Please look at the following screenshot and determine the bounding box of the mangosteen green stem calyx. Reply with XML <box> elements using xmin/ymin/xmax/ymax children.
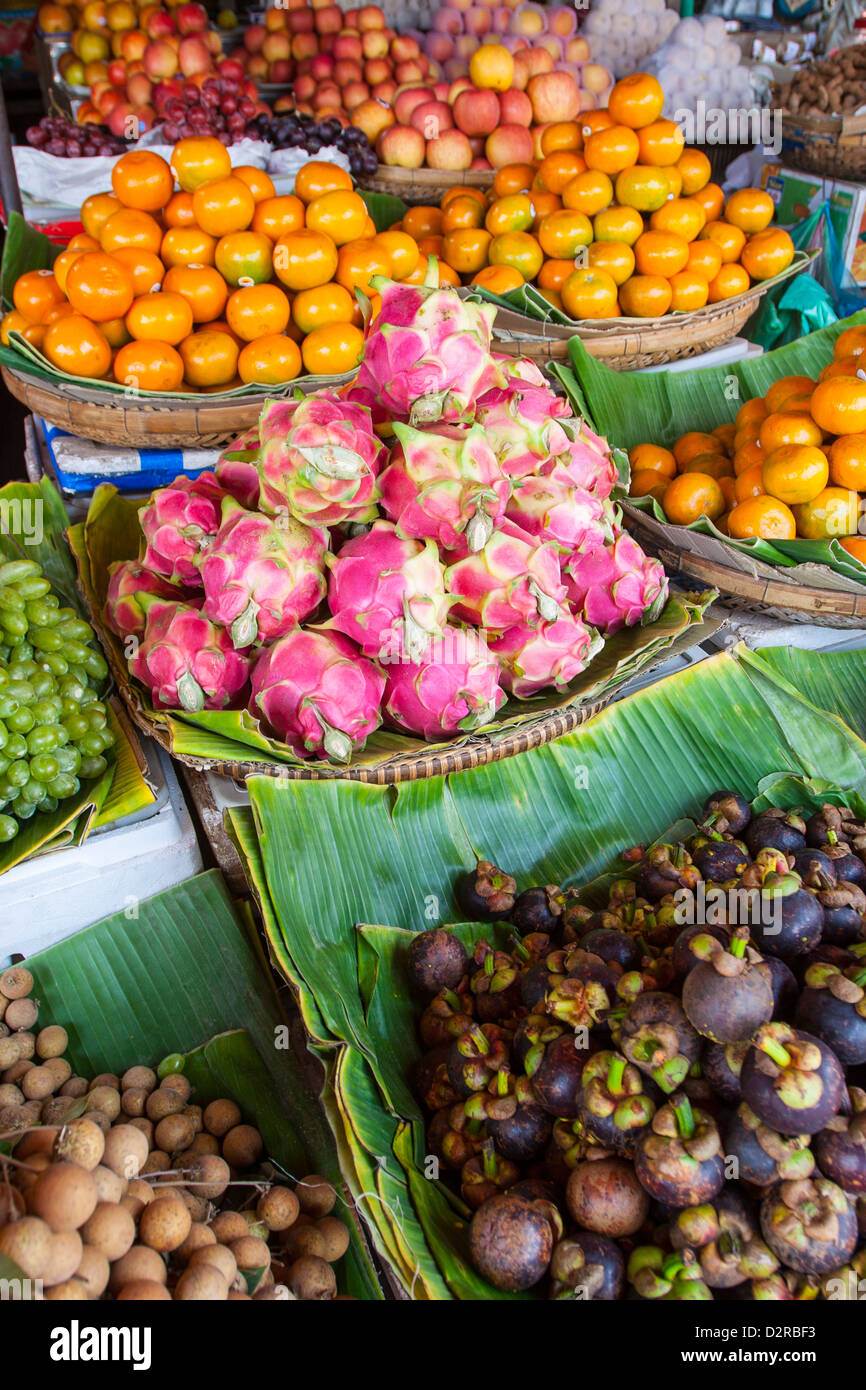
<box><xmin>725</xmin><ymin>1102</ymin><xmax>816</xmax><ymax>1185</ymax></box>
<box><xmin>814</xmin><ymin>1087</ymin><xmax>866</xmax><ymax>1193</ymax></box>
<box><xmin>634</xmin><ymin>1093</ymin><xmax>726</xmax><ymax>1207</ymax></box>
<box><xmin>627</xmin><ymin>1246</ymin><xmax>712</xmax><ymax>1301</ymax></box>
<box><xmin>456</xmin><ymin>860</ymin><xmax>516</xmax><ymax>921</ymax></box>
<box><xmin>619</xmin><ymin>991</ymin><xmax>701</xmax><ymax>1094</ymax></box>
<box><xmin>578</xmin><ymin>1050</ymin><xmax>656</xmax><ymax>1154</ymax></box>
<box><xmin>741</xmin><ymin>1023</ymin><xmax>845</xmax><ymax>1135</ymax></box>
<box><xmin>760</xmin><ymin>1176</ymin><xmax>858</xmax><ymax>1275</ymax></box>
<box><xmin>681</xmin><ymin>926</ymin><xmax>774</xmax><ymax>1043</ymax></box>
<box><xmin>794</xmin><ymin>963</ymin><xmax>866</xmax><ymax>1066</ymax></box>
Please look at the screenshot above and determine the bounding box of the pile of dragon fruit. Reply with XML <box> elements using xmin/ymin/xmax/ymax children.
<box><xmin>104</xmin><ymin>263</ymin><xmax>668</xmax><ymax>763</ymax></box>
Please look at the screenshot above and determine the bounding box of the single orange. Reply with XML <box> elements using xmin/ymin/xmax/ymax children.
<box><xmin>536</xmin><ymin>209</ymin><xmax>593</xmax><ymax>259</ymax></box>
<box><xmin>840</xmin><ymin>535</ymin><xmax>866</xmax><ymax>563</ymax></box>
<box><xmin>669</xmin><ymin>271</ymin><xmax>709</xmax><ymax>313</ymax></box>
<box><xmin>674</xmin><ymin>431</ymin><xmax>720</xmax><ymax>468</ymax></box>
<box><xmin>485</xmin><ymin>194</ymin><xmax>535</xmax><ymax>237</ymax></box>
<box><xmin>686</xmin><ymin>452</ymin><xmax>733</xmax><ymax>480</ymax></box>
<box><xmin>540</xmin><ymin>121</ymin><xmax>583</xmax><ymax>155</ymax></box>
<box><xmin>374</xmin><ymin>231</ymin><xmax>419</xmax><ymax>280</ymax></box>
<box><xmin>251</xmin><ymin>195</ymin><xmax>305</xmax><ymax>241</ymax></box>
<box><xmin>811</xmin><ymin>376</ymin><xmax>866</xmax><ymax>436</ymax></box>
<box><xmin>619</xmin><ymin>274</ymin><xmax>672</xmax><ymax>318</ymax></box>
<box><xmin>125</xmin><ymin>290</ymin><xmax>194</xmax><ymax>345</ymax></box>
<box><xmin>562</xmin><ymin>170</ymin><xmax>614</xmax><ymax>217</ymax></box>
<box><xmin>170</xmin><ymin>136</ymin><xmax>232</xmax><ymax>193</ymax></box>
<box><xmin>80</xmin><ymin>191</ymin><xmax>121</xmax><ymax>240</ymax></box>
<box><xmin>691</xmin><ymin>182</ymin><xmax>725</xmax><ymax>223</ymax></box>
<box><xmin>736</xmin><ymin>397</ymin><xmax>769</xmax><ymax>428</ymax></box>
<box><xmin>305</xmin><ymin>191</ymin><xmax>368</xmax><ymax>247</ymax></box>
<box><xmin>728</xmin><ymin>495</ymin><xmax>796</xmax><ymax>539</ymax></box>
<box><xmin>733</xmin><ymin>440</ymin><xmax>763</xmax><ymax>476</ymax></box>
<box><xmin>113</xmin><ymin>339</ymin><xmax>184</xmax><ymax>392</ymax></box>
<box><xmin>232</xmin><ymin>165</ymin><xmax>276</xmax><ymax>204</ymax></box>
<box><xmin>402</xmin><ymin>206</ymin><xmax>444</xmax><ymax>240</ymax></box>
<box><xmin>300</xmin><ymin>321</ymin><xmax>364</xmax><ymax>376</ymax></box>
<box><xmin>536</xmin><ymin>258</ymin><xmax>576</xmax><ymax>293</ymax></box>
<box><xmin>628</xmin><ymin>443</ymin><xmax>677</xmax><ymax>479</ymax></box>
<box><xmin>111</xmin><ymin>150</ymin><xmax>173</xmax><ymax>212</ymax></box>
<box><xmin>442</xmin><ymin>228</ymin><xmax>493</xmax><ymax>275</ymax></box>
<box><xmin>762</xmin><ymin>444</ymin><xmax>829</xmax><ymax>505</ymax></box>
<box><xmin>650</xmin><ymin>197</ymin><xmax>706</xmax><ymax>243</ymax></box>
<box><xmin>12</xmin><ymin>268</ymin><xmax>66</xmax><ymax>324</ymax></box>
<box><xmin>294</xmin><ymin>160</ymin><xmax>353</xmax><ymax>204</ymax></box>
<box><xmin>587</xmin><ymin>241</ymin><xmax>635</xmax><ymax>286</ymax></box>
<box><xmin>636</xmin><ymin>118</ymin><xmax>685</xmax><ymax>166</ymax></box>
<box><xmin>794</xmin><ymin>487</ymin><xmax>859</xmax><ymax>539</ymax></box>
<box><xmin>607</xmin><ymin>72</ymin><xmax>664</xmax><ymax>129</ymax></box>
<box><xmin>163</xmin><ymin>191</ymin><xmax>197</xmax><ymax>229</ymax></box>
<box><xmin>699</xmin><ymin>220</ymin><xmax>747</xmax><ymax>264</ymax></box>
<box><xmin>676</xmin><ymin>149</ymin><xmax>712</xmax><ymax>196</ymax></box>
<box><xmin>759</xmin><ymin>411</ymin><xmax>823</xmax><ymax>452</ymax></box>
<box><xmin>179</xmin><ymin>329</ymin><xmax>239</xmax><ymax>387</ymax></box>
<box><xmin>713</xmin><ymin>422</ymin><xmax>737</xmax><ymax>455</ymax></box>
<box><xmin>214</xmin><ymin>231</ymin><xmax>274</xmax><ymax>287</ymax></box>
<box><xmin>663</xmin><ymin>471</ymin><xmax>726</xmax><ymax>524</ymax></box>
<box><xmin>100</xmin><ymin>208</ymin><xmax>163</xmax><ymax>255</ymax></box>
<box><xmin>442</xmin><ymin>195</ymin><xmax>486</xmax><ymax>233</ymax></box>
<box><xmin>291</xmin><ymin>282</ymin><xmax>355</xmax><ymax>334</ymax></box>
<box><xmin>834</xmin><ymin>325</ymin><xmax>866</xmax><ymax>360</ymax></box>
<box><xmin>707</xmin><ymin>264</ymin><xmax>750</xmax><ymax>303</ymax></box>
<box><xmin>686</xmin><ymin>239</ymin><xmax>723</xmax><ymax>283</ymax></box>
<box><xmin>580</xmin><ymin>111</ymin><xmax>615</xmax><ymax>139</ymax></box>
<box><xmin>765</xmin><ymin>375</ymin><xmax>815</xmax><ymax>414</ymax></box>
<box><xmin>583</xmin><ymin>125</ymin><xmax>640</xmax><ymax>176</ymax></box>
<box><xmin>112</xmin><ymin>247</ymin><xmax>165</xmax><ymax>297</ymax></box>
<box><xmin>741</xmin><ymin>228</ymin><xmax>795</xmax><ymax>281</ymax></box>
<box><xmin>491</xmin><ymin>164</ymin><xmax>535</xmax><ymax>199</ymax></box>
<box><xmin>65</xmin><ymin>252</ymin><xmax>134</xmax><ymax>323</ymax></box>
<box><xmin>560</xmin><ymin>267</ymin><xmax>619</xmax><ymax>320</ymax></box>
<box><xmin>535</xmin><ymin>152</ymin><xmax>587</xmax><ymax>194</ymax></box>
<box><xmin>488</xmin><ymin>231</ymin><xmax>544</xmax><ymax>282</ymax></box>
<box><xmin>273</xmin><ymin>230</ymin><xmax>339</xmax><ymax>291</ymax></box>
<box><xmin>162</xmin><ymin>264</ymin><xmax>227</xmax><ymax>324</ymax></box>
<box><xmin>629</xmin><ymin>468</ymin><xmax>668</xmax><ymax>501</ymax></box>
<box><xmin>161</xmin><ymin>227</ymin><xmax>217</xmax><ymax>269</ymax></box>
<box><xmin>225</xmin><ymin>283</ymin><xmax>291</xmax><ymax>342</ymax></box>
<box><xmin>724</xmin><ymin>188</ymin><xmax>775</xmax><ymax>234</ymax></box>
<box><xmin>336</xmin><ymin>239</ymin><xmax>391</xmax><ymax>298</ymax></box>
<box><xmin>237</xmin><ymin>334</ymin><xmax>302</xmax><ymax>386</ymax></box>
<box><xmin>470</xmin><ymin>265</ymin><xmax>525</xmax><ymax>294</ymax></box>
<box><xmin>192</xmin><ymin>178</ymin><xmax>256</xmax><ymax>238</ymax></box>
<box><xmin>734</xmin><ymin>463</ymin><xmax>765</xmax><ymax>502</ymax></box>
<box><xmin>828</xmin><ymin>434</ymin><xmax>866</xmax><ymax>491</ymax></box>
<box><xmin>634</xmin><ymin>230</ymin><xmax>689</xmax><ymax>277</ymax></box>
<box><xmin>42</xmin><ymin>314</ymin><xmax>111</xmax><ymax>379</ymax></box>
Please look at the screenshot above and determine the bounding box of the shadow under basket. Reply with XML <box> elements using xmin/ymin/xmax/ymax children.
<box><xmin>624</xmin><ymin>506</ymin><xmax>866</xmax><ymax>629</ymax></box>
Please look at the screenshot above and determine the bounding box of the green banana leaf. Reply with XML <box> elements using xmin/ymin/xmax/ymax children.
<box><xmin>70</xmin><ymin>480</ymin><xmax>717</xmax><ymax>771</ymax></box>
<box><xmin>22</xmin><ymin>868</ymin><xmax>382</xmax><ymax>1300</ymax></box>
<box><xmin>359</xmin><ymin>190</ymin><xmax>407</xmax><ymax>235</ymax></box>
<box><xmin>0</xmin><ymin>211</ymin><xmax>60</xmax><ymax>306</ymax></box>
<box><xmin>551</xmin><ymin>310</ymin><xmax>866</xmax><ymax>587</ymax></box>
<box><xmin>226</xmin><ymin>643</ymin><xmax>866</xmax><ymax>1296</ymax></box>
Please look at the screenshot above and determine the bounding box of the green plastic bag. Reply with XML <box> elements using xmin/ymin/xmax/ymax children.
<box><xmin>747</xmin><ymin>199</ymin><xmax>865</xmax><ymax>349</ymax></box>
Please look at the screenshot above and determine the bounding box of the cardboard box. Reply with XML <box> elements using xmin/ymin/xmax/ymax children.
<box><xmin>760</xmin><ymin>162</ymin><xmax>866</xmax><ymax>285</ymax></box>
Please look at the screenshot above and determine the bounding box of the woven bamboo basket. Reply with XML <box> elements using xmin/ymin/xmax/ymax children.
<box><xmin>1</xmin><ymin>364</ymin><xmax>354</xmax><ymax>449</ymax></box>
<box><xmin>363</xmin><ymin>163</ymin><xmax>495</xmax><ymax>204</ymax></box>
<box><xmin>780</xmin><ymin>110</ymin><xmax>866</xmax><ymax>181</ymax></box>
<box><xmin>624</xmin><ymin>505</ymin><xmax>866</xmax><ymax>629</ymax></box>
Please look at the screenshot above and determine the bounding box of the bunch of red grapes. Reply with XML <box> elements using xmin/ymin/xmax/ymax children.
<box><xmin>160</xmin><ymin>74</ymin><xmax>261</xmax><ymax>146</ymax></box>
<box><xmin>25</xmin><ymin>116</ymin><xmax>127</xmax><ymax>158</ymax></box>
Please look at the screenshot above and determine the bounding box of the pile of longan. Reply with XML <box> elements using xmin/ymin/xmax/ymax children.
<box><xmin>0</xmin><ymin>964</ymin><xmax>350</xmax><ymax>1300</ymax></box>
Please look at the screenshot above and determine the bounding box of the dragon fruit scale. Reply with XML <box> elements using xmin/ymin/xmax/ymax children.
<box><xmin>476</xmin><ymin>381</ymin><xmax>573</xmax><ymax>480</ymax></box>
<box><xmin>380</xmin><ymin>422</ymin><xmax>510</xmax><ymax>553</ymax></box>
<box><xmin>546</xmin><ymin>423</ymin><xmax>620</xmax><ymax>501</ymax></box>
<box><xmin>131</xmin><ymin>596</ymin><xmax>250</xmax><ymax>712</ymax></box>
<box><xmin>490</xmin><ymin>615</ymin><xmax>601</xmax><ymax>699</ymax></box>
<box><xmin>105</xmin><ymin>561</ymin><xmax>184</xmax><ymax>639</ymax></box>
<box><xmin>257</xmin><ymin>392</ymin><xmax>384</xmax><ymax>528</ymax></box>
<box><xmin>326</xmin><ymin>520</ymin><xmax>450</xmax><ymax>665</ymax></box>
<box><xmin>382</xmin><ymin>626</ymin><xmax>506</xmax><ymax>740</ymax></box>
<box><xmin>215</xmin><ymin>428</ymin><xmax>261</xmax><ymax>510</ymax></box>
<box><xmin>444</xmin><ymin>520</ymin><xmax>567</xmax><ymax>632</ymax></box>
<box><xmin>138</xmin><ymin>473</ymin><xmax>225</xmax><ymax>586</ymax></box>
<box><xmin>200</xmin><ymin>496</ymin><xmax>327</xmax><ymax>649</ymax></box>
<box><xmin>506</xmin><ymin>472</ymin><xmax>614</xmax><ymax>555</ymax></box>
<box><xmin>564</xmin><ymin>530</ymin><xmax>669</xmax><ymax>635</ymax></box>
<box><xmin>354</xmin><ymin>257</ymin><xmax>505</xmax><ymax>426</ymax></box>
<box><xmin>249</xmin><ymin>628</ymin><xmax>385</xmax><ymax>763</ymax></box>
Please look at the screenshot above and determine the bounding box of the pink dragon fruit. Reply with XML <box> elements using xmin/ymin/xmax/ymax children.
<box><xmin>215</xmin><ymin>428</ymin><xmax>260</xmax><ymax>510</ymax></box>
<box><xmin>563</xmin><ymin>530</ymin><xmax>668</xmax><ymax>635</ymax></box>
<box><xmin>257</xmin><ymin>392</ymin><xmax>383</xmax><ymax>527</ymax></box>
<box><xmin>490</xmin><ymin>613</ymin><xmax>601</xmax><ymax>698</ymax></box>
<box><xmin>104</xmin><ymin>561</ymin><xmax>184</xmax><ymax>639</ymax></box>
<box><xmin>381</xmin><ymin>626</ymin><xmax>505</xmax><ymax>740</ymax></box>
<box><xmin>380</xmin><ymin>422</ymin><xmax>510</xmax><ymax>553</ymax></box>
<box><xmin>199</xmin><ymin>496</ymin><xmax>327</xmax><ymax>648</ymax></box>
<box><xmin>354</xmin><ymin>258</ymin><xmax>505</xmax><ymax>426</ymax></box>
<box><xmin>490</xmin><ymin>355</ymin><xmax>551</xmax><ymax>389</ymax></box>
<box><xmin>444</xmin><ymin>520</ymin><xmax>567</xmax><ymax>631</ymax></box>
<box><xmin>131</xmin><ymin>596</ymin><xmax>250</xmax><ymax>711</ymax></box>
<box><xmin>506</xmin><ymin>471</ymin><xmax>614</xmax><ymax>554</ymax></box>
<box><xmin>545</xmin><ymin>422</ymin><xmax>620</xmax><ymax>500</ymax></box>
<box><xmin>138</xmin><ymin>473</ymin><xmax>225</xmax><ymax>586</ymax></box>
<box><xmin>326</xmin><ymin>519</ymin><xmax>451</xmax><ymax>664</ymax></box>
<box><xmin>475</xmin><ymin>382</ymin><xmax>573</xmax><ymax>480</ymax></box>
<box><xmin>249</xmin><ymin>628</ymin><xmax>385</xmax><ymax>762</ymax></box>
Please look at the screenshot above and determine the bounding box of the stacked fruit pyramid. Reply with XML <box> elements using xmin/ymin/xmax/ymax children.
<box><xmin>104</xmin><ymin>260</ymin><xmax>668</xmax><ymax>762</ymax></box>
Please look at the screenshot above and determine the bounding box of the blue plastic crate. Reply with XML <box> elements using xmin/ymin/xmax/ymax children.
<box><xmin>38</xmin><ymin>417</ymin><xmax>220</xmax><ymax>495</ymax></box>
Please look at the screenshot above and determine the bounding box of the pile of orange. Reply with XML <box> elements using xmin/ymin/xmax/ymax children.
<box><xmin>383</xmin><ymin>73</ymin><xmax>794</xmax><ymax>320</ymax></box>
<box><xmin>627</xmin><ymin>324</ymin><xmax>866</xmax><ymax>560</ymax></box>
<box><xmin>2</xmin><ymin>142</ymin><xmax>426</xmax><ymax>392</ymax></box>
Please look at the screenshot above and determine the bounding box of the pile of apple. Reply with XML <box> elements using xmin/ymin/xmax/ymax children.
<box><xmin>419</xmin><ymin>0</ymin><xmax>611</xmax><ymax>101</ymax></box>
<box><xmin>367</xmin><ymin>45</ymin><xmax>604</xmax><ymax>172</ymax></box>
<box><xmin>237</xmin><ymin>1</ymin><xmax>434</xmax><ymax>108</ymax></box>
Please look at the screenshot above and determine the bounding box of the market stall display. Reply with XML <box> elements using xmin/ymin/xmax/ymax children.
<box><xmin>778</xmin><ymin>45</ymin><xmax>866</xmax><ymax>181</ymax></box>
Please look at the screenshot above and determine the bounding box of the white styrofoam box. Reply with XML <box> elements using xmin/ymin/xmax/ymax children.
<box><xmin>0</xmin><ymin>745</ymin><xmax>203</xmax><ymax>967</ymax></box>
<box><xmin>705</xmin><ymin>605</ymin><xmax>866</xmax><ymax>653</ymax></box>
<box><xmin>636</xmin><ymin>337</ymin><xmax>763</xmax><ymax>374</ymax></box>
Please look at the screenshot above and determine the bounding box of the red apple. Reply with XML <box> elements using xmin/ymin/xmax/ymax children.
<box><xmin>341</xmin><ymin>80</ymin><xmax>370</xmax><ymax>109</ymax></box>
<box><xmin>144</xmin><ymin>10</ymin><xmax>174</xmax><ymax>39</ymax></box>
<box><xmin>143</xmin><ymin>39</ymin><xmax>178</xmax><ymax>79</ymax></box>
<box><xmin>244</xmin><ymin>23</ymin><xmax>266</xmax><ymax>54</ymax></box>
<box><xmin>390</xmin><ymin>34</ymin><xmax>419</xmax><ymax>61</ymax></box>
<box><xmin>394</xmin><ymin>59</ymin><xmax>424</xmax><ymax>84</ymax></box>
<box><xmin>217</xmin><ymin>56</ymin><xmax>245</xmax><ymax>82</ymax></box>
<box><xmin>526</xmin><ymin>70</ymin><xmax>580</xmax><ymax>123</ymax></box>
<box><xmin>443</xmin><ymin>58</ymin><xmax>470</xmax><ymax>81</ymax></box>
<box><xmin>246</xmin><ymin>53</ymin><xmax>268</xmax><ymax>80</ymax></box>
<box><xmin>333</xmin><ymin>33</ymin><xmax>362</xmax><ymax>61</ymax></box>
<box><xmin>393</xmin><ymin>84</ymin><xmax>433</xmax><ymax>123</ymax></box>
<box><xmin>424</xmin><ymin>34</ymin><xmax>453</xmax><ymax>64</ymax></box>
<box><xmin>485</xmin><ymin>123</ymin><xmax>534</xmax><ymax>165</ymax></box>
<box><xmin>120</xmin><ymin>29</ymin><xmax>147</xmax><ymax>62</ymax></box>
<box><xmin>315</xmin><ymin>6</ymin><xmax>343</xmax><ymax>34</ymax></box>
<box><xmin>364</xmin><ymin>58</ymin><xmax>390</xmax><ymax>85</ymax></box>
<box><xmin>178</xmin><ymin>34</ymin><xmax>211</xmax><ymax>78</ymax></box>
<box><xmin>453</xmin><ymin>86</ymin><xmax>500</xmax><ymax>135</ymax></box>
<box><xmin>448</xmin><ymin>76</ymin><xmax>473</xmax><ymax>103</ymax></box>
<box><xmin>426</xmin><ymin>128</ymin><xmax>473</xmax><ymax>170</ymax></box>
<box><xmin>371</xmin><ymin>79</ymin><xmax>396</xmax><ymax>102</ymax></box>
<box><xmin>293</xmin><ymin>74</ymin><xmax>316</xmax><ymax>101</ymax></box>
<box><xmin>470</xmin><ymin>156</ymin><xmax>492</xmax><ymax>169</ymax></box>
<box><xmin>357</xmin><ymin>5</ymin><xmax>385</xmax><ymax>31</ymax></box>
<box><xmin>107</xmin><ymin>99</ymin><xmax>135</xmax><ymax>136</ymax></box>
<box><xmin>125</xmin><ymin>70</ymin><xmax>152</xmax><ymax>105</ymax></box>
<box><xmin>498</xmin><ymin>86</ymin><xmax>532</xmax><ymax>126</ymax></box>
<box><xmin>291</xmin><ymin>32</ymin><xmax>318</xmax><ymax>60</ymax></box>
<box><xmin>175</xmin><ymin>2</ymin><xmax>207</xmax><ymax>35</ymax></box>
<box><xmin>106</xmin><ymin>56</ymin><xmax>126</xmax><ymax>86</ymax></box>
<box><xmin>361</xmin><ymin>27</ymin><xmax>388</xmax><ymax>59</ymax></box>
<box><xmin>262</xmin><ymin>31</ymin><xmax>290</xmax><ymax>62</ymax></box>
<box><xmin>288</xmin><ymin>9</ymin><xmax>315</xmax><ymax>34</ymax></box>
<box><xmin>269</xmin><ymin>59</ymin><xmax>292</xmax><ymax>83</ymax></box>
<box><xmin>350</xmin><ymin>96</ymin><xmax>395</xmax><ymax>142</ymax></box>
<box><xmin>378</xmin><ymin>123</ymin><xmax>425</xmax><ymax>167</ymax></box>
<box><xmin>311</xmin><ymin>51</ymin><xmax>335</xmax><ymax>79</ymax></box>
<box><xmin>409</xmin><ymin>98</ymin><xmax>453</xmax><ymax>139</ymax></box>
<box><xmin>334</xmin><ymin>58</ymin><xmax>362</xmax><ymax>85</ymax></box>
<box><xmin>464</xmin><ymin>7</ymin><xmax>491</xmax><ymax>36</ymax></box>
<box><xmin>432</xmin><ymin>10</ymin><xmax>461</xmax><ymax>35</ymax></box>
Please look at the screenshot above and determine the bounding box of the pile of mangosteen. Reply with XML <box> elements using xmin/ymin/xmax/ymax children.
<box><xmin>407</xmin><ymin>791</ymin><xmax>866</xmax><ymax>1299</ymax></box>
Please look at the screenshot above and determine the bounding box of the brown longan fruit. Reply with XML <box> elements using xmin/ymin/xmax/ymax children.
<box><xmin>102</xmin><ymin>1124</ymin><xmax>149</xmax><ymax>1181</ymax></box>
<box><xmin>0</xmin><ymin>1104</ymin><xmax>30</xmax><ymax>1133</ymax></box>
<box><xmin>14</xmin><ymin>1127</ymin><xmax>57</xmax><ymax>1159</ymax></box>
<box><xmin>288</xmin><ymin>1255</ymin><xmax>337</xmax><ymax>1301</ymax></box>
<box><xmin>0</xmin><ymin>1036</ymin><xmax>20</xmax><ymax>1068</ymax></box>
<box><xmin>141</xmin><ymin>1150</ymin><xmax>170</xmax><ymax>1176</ymax></box>
<box><xmin>190</xmin><ymin>1132</ymin><xmax>220</xmax><ymax>1157</ymax></box>
<box><xmin>30</xmin><ymin>1162</ymin><xmax>98</xmax><ymax>1233</ymax></box>
<box><xmin>76</xmin><ymin>1243</ymin><xmax>110</xmax><ymax>1299</ymax></box>
<box><xmin>0</xmin><ymin>1181</ymin><xmax>24</xmax><ymax>1224</ymax></box>
<box><xmin>154</xmin><ymin>1113</ymin><xmax>195</xmax><ymax>1155</ymax></box>
<box><xmin>185</xmin><ymin>1154</ymin><xmax>229</xmax><ymax>1200</ymax></box>
<box><xmin>109</xmin><ymin>1244</ymin><xmax>167</xmax><ymax>1293</ymax></box>
<box><xmin>20</xmin><ymin>1066</ymin><xmax>56</xmax><ymax>1102</ymax></box>
<box><xmin>21</xmin><ymin>1101</ymin><xmax>41</xmax><ymax>1123</ymax></box>
<box><xmin>175</xmin><ymin>1265</ymin><xmax>228</xmax><ymax>1301</ymax></box>
<box><xmin>160</xmin><ymin>1074</ymin><xmax>192</xmax><ymax>1103</ymax></box>
<box><xmin>41</xmin><ymin>1230</ymin><xmax>83</xmax><ymax>1288</ymax></box>
<box><xmin>203</xmin><ymin>1099</ymin><xmax>241</xmax><ymax>1137</ymax></box>
<box><xmin>5</xmin><ymin>999</ymin><xmax>38</xmax><ymax>1032</ymax></box>
<box><xmin>36</xmin><ymin>1026</ymin><xmax>67</xmax><ymax>1059</ymax></box>
<box><xmin>0</xmin><ymin>1082</ymin><xmax>22</xmax><ymax>1107</ymax></box>
<box><xmin>189</xmin><ymin>1242</ymin><xmax>237</xmax><ymax>1285</ymax></box>
<box><xmin>85</xmin><ymin>1086</ymin><xmax>121</xmax><ymax>1122</ymax></box>
<box><xmin>120</xmin><ymin>1178</ymin><xmax>153</xmax><ymax>1222</ymax></box>
<box><xmin>54</xmin><ymin>1118</ymin><xmax>105</xmax><ymax>1172</ymax></box>
<box><xmin>89</xmin><ymin>1074</ymin><xmax>120</xmax><ymax>1091</ymax></box>
<box><xmin>3</xmin><ymin>1061</ymin><xmax>32</xmax><ymax>1085</ymax></box>
<box><xmin>42</xmin><ymin>1058</ymin><xmax>71</xmax><ymax>1088</ymax></box>
<box><xmin>17</xmin><ymin>1152</ymin><xmax>51</xmax><ymax>1195</ymax></box>
<box><xmin>81</xmin><ymin>1202</ymin><xmax>136</xmax><ymax>1262</ymax></box>
<box><xmin>121</xmin><ymin>1065</ymin><xmax>156</xmax><ymax>1093</ymax></box>
<box><xmin>128</xmin><ymin>1117</ymin><xmax>154</xmax><ymax>1147</ymax></box>
<box><xmin>44</xmin><ymin>1278</ymin><xmax>88</xmax><ymax>1301</ymax></box>
<box><xmin>13</xmin><ymin>1033</ymin><xmax>35</xmax><ymax>1060</ymax></box>
<box><xmin>0</xmin><ymin>1214</ymin><xmax>51</xmax><ymax>1277</ymax></box>
<box><xmin>177</xmin><ymin>1190</ymin><xmax>208</xmax><ymax>1223</ymax></box>
<box><xmin>316</xmin><ymin>1217</ymin><xmax>350</xmax><ymax>1262</ymax></box>
<box><xmin>221</xmin><ymin>1124</ymin><xmax>262</xmax><ymax>1170</ymax></box>
<box><xmin>140</xmin><ymin>1195</ymin><xmax>191</xmax><ymax>1253</ymax></box>
<box><xmin>175</xmin><ymin>1221</ymin><xmax>216</xmax><ymax>1263</ymax></box>
<box><xmin>295</xmin><ymin>1174</ymin><xmax>336</xmax><ymax>1217</ymax></box>
<box><xmin>184</xmin><ymin>1105</ymin><xmax>203</xmax><ymax>1135</ymax></box>
<box><xmin>85</xmin><ymin>1110</ymin><xmax>111</xmax><ymax>1135</ymax></box>
<box><xmin>0</xmin><ymin>966</ymin><xmax>33</xmax><ymax>999</ymax></box>
<box><xmin>146</xmin><ymin>1087</ymin><xmax>184</xmax><ymax>1122</ymax></box>
<box><xmin>209</xmin><ymin>1210</ymin><xmax>248</xmax><ymax>1245</ymax></box>
<box><xmin>229</xmin><ymin>1235</ymin><xmax>271</xmax><ymax>1275</ymax></box>
<box><xmin>257</xmin><ymin>1186</ymin><xmax>299</xmax><ymax>1233</ymax></box>
<box><xmin>121</xmin><ymin>1088</ymin><xmax>148</xmax><ymax>1118</ymax></box>
<box><xmin>40</xmin><ymin>1096</ymin><xmax>78</xmax><ymax>1126</ymax></box>
<box><xmin>281</xmin><ymin>1225</ymin><xmax>326</xmax><ymax>1261</ymax></box>
<box><xmin>117</xmin><ymin>1280</ymin><xmax>171</xmax><ymax>1301</ymax></box>
<box><xmin>59</xmin><ymin>1077</ymin><xmax>88</xmax><ymax>1099</ymax></box>
<box><xmin>91</xmin><ymin>1165</ymin><xmax>127</xmax><ymax>1205</ymax></box>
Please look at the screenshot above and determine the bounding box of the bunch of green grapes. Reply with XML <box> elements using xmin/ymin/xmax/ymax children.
<box><xmin>0</xmin><ymin>558</ymin><xmax>112</xmax><ymax>842</ymax></box>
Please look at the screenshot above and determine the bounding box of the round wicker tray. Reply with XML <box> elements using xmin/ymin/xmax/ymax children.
<box><xmin>1</xmin><ymin>364</ymin><xmax>353</xmax><ymax>449</ymax></box>
<box><xmin>624</xmin><ymin>506</ymin><xmax>866</xmax><ymax>629</ymax></box>
<box><xmin>363</xmin><ymin>163</ymin><xmax>495</xmax><ymax>204</ymax></box>
<box><xmin>780</xmin><ymin>110</ymin><xmax>866</xmax><ymax>181</ymax></box>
